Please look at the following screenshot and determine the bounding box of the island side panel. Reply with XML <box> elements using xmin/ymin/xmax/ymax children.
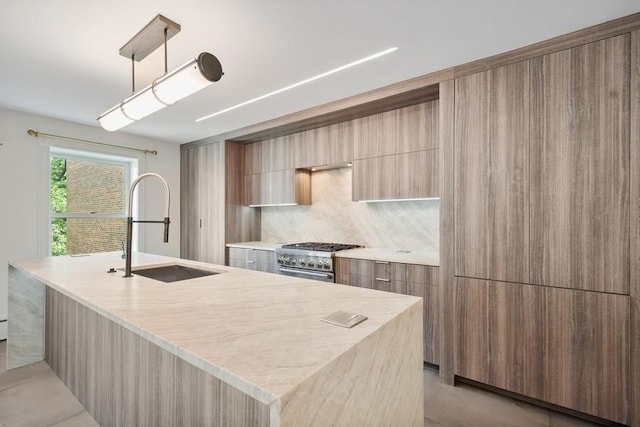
<box><xmin>45</xmin><ymin>286</ymin><xmax>271</xmax><ymax>427</ymax></box>
<box><xmin>7</xmin><ymin>265</ymin><xmax>45</xmax><ymax>370</ymax></box>
<box><xmin>278</xmin><ymin>300</ymin><xmax>424</xmax><ymax>427</ymax></box>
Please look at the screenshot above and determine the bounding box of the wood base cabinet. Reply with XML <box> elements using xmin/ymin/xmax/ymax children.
<box><xmin>228</xmin><ymin>247</ymin><xmax>277</xmax><ymax>274</ymax></box>
<box><xmin>455</xmin><ymin>277</ymin><xmax>630</xmax><ymax>424</ymax></box>
<box><xmin>335</xmin><ymin>258</ymin><xmax>439</xmax><ymax>365</ymax></box>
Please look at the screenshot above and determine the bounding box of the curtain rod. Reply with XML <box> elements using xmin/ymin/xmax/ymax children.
<box><xmin>26</xmin><ymin>129</ymin><xmax>158</xmax><ymax>156</ymax></box>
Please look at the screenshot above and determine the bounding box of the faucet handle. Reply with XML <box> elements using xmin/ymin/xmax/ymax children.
<box><xmin>121</xmin><ymin>240</ymin><xmax>126</xmax><ymax>259</ymax></box>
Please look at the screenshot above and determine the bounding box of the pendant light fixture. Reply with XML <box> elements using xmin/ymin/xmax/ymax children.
<box><xmin>98</xmin><ymin>15</ymin><xmax>223</xmax><ymax>132</ymax></box>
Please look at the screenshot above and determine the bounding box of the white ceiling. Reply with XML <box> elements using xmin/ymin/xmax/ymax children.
<box><xmin>2</xmin><ymin>1</ymin><xmax>640</xmax><ymax>144</ymax></box>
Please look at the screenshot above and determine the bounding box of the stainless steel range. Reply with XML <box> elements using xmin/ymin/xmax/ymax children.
<box><xmin>276</xmin><ymin>242</ymin><xmax>362</xmax><ymax>282</ymax></box>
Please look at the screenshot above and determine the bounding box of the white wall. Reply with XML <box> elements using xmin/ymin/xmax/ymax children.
<box><xmin>0</xmin><ymin>107</ymin><xmax>181</xmax><ymax>339</ymax></box>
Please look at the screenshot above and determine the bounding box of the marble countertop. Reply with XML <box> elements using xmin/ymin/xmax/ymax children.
<box><xmin>335</xmin><ymin>248</ymin><xmax>439</xmax><ymax>266</ymax></box>
<box><xmin>227</xmin><ymin>241</ymin><xmax>439</xmax><ymax>266</ymax></box>
<box><xmin>10</xmin><ymin>252</ymin><xmax>420</xmax><ymax>405</ymax></box>
<box><xmin>226</xmin><ymin>241</ymin><xmax>282</xmax><ymax>251</ymax></box>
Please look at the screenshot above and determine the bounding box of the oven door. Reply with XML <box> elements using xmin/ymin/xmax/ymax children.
<box><xmin>278</xmin><ymin>267</ymin><xmax>335</xmax><ymax>283</ymax></box>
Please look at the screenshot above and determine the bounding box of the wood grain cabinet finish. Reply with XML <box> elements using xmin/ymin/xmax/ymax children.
<box><xmin>228</xmin><ymin>248</ymin><xmax>277</xmax><ymax>273</ymax></box>
<box><xmin>244</xmin><ymin>136</ymin><xmax>295</xmax><ymax>174</ymax></box>
<box><xmin>455</xmin><ymin>277</ymin><xmax>630</xmax><ymax>424</ymax></box>
<box><xmin>353</xmin><ymin>101</ymin><xmax>439</xmax><ymax>159</ymax></box>
<box><xmin>353</xmin><ymin>150</ymin><xmax>439</xmax><ymax>201</ymax></box>
<box><xmin>373</xmin><ymin>261</ymin><xmax>406</xmax><ymax>294</ymax></box>
<box><xmin>454</xmin><ymin>61</ymin><xmax>530</xmax><ymax>283</ymax></box>
<box><xmin>293</xmin><ymin>121</ymin><xmax>354</xmax><ymax>168</ymax></box>
<box><xmin>244</xmin><ymin>169</ymin><xmax>311</xmax><ymax>206</ymax></box>
<box><xmin>335</xmin><ymin>258</ymin><xmax>440</xmax><ymax>365</ymax></box>
<box><xmin>352</xmin><ymin>155</ymin><xmax>397</xmax><ymax>201</ymax></box>
<box><xmin>352</xmin><ymin>100</ymin><xmax>440</xmax><ymax>202</ymax></box>
<box><xmin>180</xmin><ymin>142</ymin><xmax>225</xmax><ymax>264</ymax></box>
<box><xmin>529</xmin><ymin>35</ymin><xmax>630</xmax><ymax>294</ymax></box>
<box><xmin>406</xmin><ymin>264</ymin><xmax>440</xmax><ymax>365</ymax></box>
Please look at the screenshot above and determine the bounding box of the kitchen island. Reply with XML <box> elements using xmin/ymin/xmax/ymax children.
<box><xmin>7</xmin><ymin>252</ymin><xmax>423</xmax><ymax>427</ymax></box>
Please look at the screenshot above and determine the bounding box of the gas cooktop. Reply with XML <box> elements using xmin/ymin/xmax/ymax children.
<box><xmin>280</xmin><ymin>242</ymin><xmax>362</xmax><ymax>252</ymax></box>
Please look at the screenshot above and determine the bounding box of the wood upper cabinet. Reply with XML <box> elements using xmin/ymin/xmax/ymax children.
<box><xmin>353</xmin><ymin>150</ymin><xmax>439</xmax><ymax>201</ymax></box>
<box><xmin>454</xmin><ymin>61</ymin><xmax>530</xmax><ymax>283</ymax></box>
<box><xmin>352</xmin><ymin>155</ymin><xmax>397</xmax><ymax>201</ymax></box>
<box><xmin>244</xmin><ymin>136</ymin><xmax>295</xmax><ymax>174</ymax></box>
<box><xmin>293</xmin><ymin>121</ymin><xmax>354</xmax><ymax>168</ymax></box>
<box><xmin>455</xmin><ymin>277</ymin><xmax>630</xmax><ymax>424</ymax></box>
<box><xmin>352</xmin><ymin>101</ymin><xmax>439</xmax><ymax>202</ymax></box>
<box><xmin>353</xmin><ymin>101</ymin><xmax>439</xmax><ymax>159</ymax></box>
<box><xmin>244</xmin><ymin>169</ymin><xmax>311</xmax><ymax>206</ymax></box>
<box><xmin>180</xmin><ymin>142</ymin><xmax>225</xmax><ymax>264</ymax></box>
<box><xmin>529</xmin><ymin>35</ymin><xmax>630</xmax><ymax>293</ymax></box>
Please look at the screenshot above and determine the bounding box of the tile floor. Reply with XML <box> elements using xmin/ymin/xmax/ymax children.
<box><xmin>0</xmin><ymin>340</ymin><xmax>603</xmax><ymax>427</ymax></box>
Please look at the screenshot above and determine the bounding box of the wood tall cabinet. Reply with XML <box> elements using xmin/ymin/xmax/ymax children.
<box><xmin>180</xmin><ymin>142</ymin><xmax>225</xmax><ymax>264</ymax></box>
<box><xmin>529</xmin><ymin>35</ymin><xmax>630</xmax><ymax>293</ymax></box>
<box><xmin>454</xmin><ymin>61</ymin><xmax>530</xmax><ymax>283</ymax></box>
<box><xmin>352</xmin><ymin>101</ymin><xmax>440</xmax><ymax>201</ymax></box>
<box><xmin>452</xmin><ymin>34</ymin><xmax>632</xmax><ymax>424</ymax></box>
<box><xmin>181</xmin><ymin>141</ymin><xmax>260</xmax><ymax>265</ymax></box>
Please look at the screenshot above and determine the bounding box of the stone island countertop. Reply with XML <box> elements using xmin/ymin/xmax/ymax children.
<box><xmin>8</xmin><ymin>252</ymin><xmax>424</xmax><ymax>426</ymax></box>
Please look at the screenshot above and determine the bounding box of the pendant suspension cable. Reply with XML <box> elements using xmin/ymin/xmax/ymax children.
<box><xmin>27</xmin><ymin>129</ymin><xmax>158</xmax><ymax>155</ymax></box>
<box><xmin>163</xmin><ymin>27</ymin><xmax>168</xmax><ymax>75</ymax></box>
<box><xmin>131</xmin><ymin>54</ymin><xmax>135</xmax><ymax>94</ymax></box>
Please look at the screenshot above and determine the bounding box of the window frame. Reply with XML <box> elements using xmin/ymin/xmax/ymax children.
<box><xmin>48</xmin><ymin>146</ymin><xmax>139</xmax><ymax>256</ymax></box>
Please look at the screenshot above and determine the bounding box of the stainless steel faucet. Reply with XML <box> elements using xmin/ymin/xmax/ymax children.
<box><xmin>124</xmin><ymin>173</ymin><xmax>170</xmax><ymax>278</ymax></box>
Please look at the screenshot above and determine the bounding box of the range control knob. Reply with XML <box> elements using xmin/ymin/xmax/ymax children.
<box><xmin>308</xmin><ymin>260</ymin><xmax>316</xmax><ymax>267</ymax></box>
<box><xmin>299</xmin><ymin>259</ymin><xmax>307</xmax><ymax>266</ymax></box>
<box><xmin>323</xmin><ymin>261</ymin><xmax>331</xmax><ymax>269</ymax></box>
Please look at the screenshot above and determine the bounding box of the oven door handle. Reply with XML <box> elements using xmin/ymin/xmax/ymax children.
<box><xmin>278</xmin><ymin>267</ymin><xmax>333</xmax><ymax>279</ymax></box>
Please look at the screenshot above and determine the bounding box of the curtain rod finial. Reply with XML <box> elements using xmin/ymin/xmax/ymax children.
<box><xmin>27</xmin><ymin>129</ymin><xmax>38</xmax><ymax>137</ymax></box>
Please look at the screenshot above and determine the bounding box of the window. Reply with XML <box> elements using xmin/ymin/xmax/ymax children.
<box><xmin>50</xmin><ymin>148</ymin><xmax>137</xmax><ymax>256</ymax></box>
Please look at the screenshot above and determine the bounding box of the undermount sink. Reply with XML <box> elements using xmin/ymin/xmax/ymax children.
<box><xmin>132</xmin><ymin>264</ymin><xmax>221</xmax><ymax>283</ymax></box>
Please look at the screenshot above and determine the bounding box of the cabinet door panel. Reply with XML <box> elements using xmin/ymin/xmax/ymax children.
<box><xmin>406</xmin><ymin>264</ymin><xmax>438</xmax><ymax>287</ymax></box>
<box><xmin>180</xmin><ymin>147</ymin><xmax>200</xmax><ymax>261</ymax></box>
<box><xmin>244</xmin><ymin>174</ymin><xmax>261</xmax><ymax>206</ymax></box>
<box><xmin>397</xmin><ymin>101</ymin><xmax>439</xmax><ymax>153</ymax></box>
<box><xmin>455</xmin><ymin>277</ymin><xmax>630</xmax><ymax>424</ymax></box>
<box><xmin>530</xmin><ymin>35</ymin><xmax>630</xmax><ymax>293</ymax></box>
<box><xmin>397</xmin><ymin>149</ymin><xmax>439</xmax><ymax>199</ymax></box>
<box><xmin>352</xmin><ymin>156</ymin><xmax>398</xmax><ymax>201</ymax></box>
<box><xmin>353</xmin><ymin>111</ymin><xmax>397</xmax><ymax>159</ymax></box>
<box><xmin>454</xmin><ymin>61</ymin><xmax>530</xmax><ymax>283</ymax></box>
<box><xmin>328</xmin><ymin>121</ymin><xmax>354</xmax><ymax>164</ymax></box>
<box><xmin>244</xmin><ymin>143</ymin><xmax>261</xmax><ymax>175</ymax></box>
<box><xmin>406</xmin><ymin>282</ymin><xmax>439</xmax><ymax>365</ymax></box>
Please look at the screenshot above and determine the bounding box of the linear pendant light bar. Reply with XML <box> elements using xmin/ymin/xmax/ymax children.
<box><xmin>98</xmin><ymin>14</ymin><xmax>223</xmax><ymax>132</ymax></box>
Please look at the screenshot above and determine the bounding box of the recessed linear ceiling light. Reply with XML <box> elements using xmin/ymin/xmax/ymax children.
<box><xmin>98</xmin><ymin>15</ymin><xmax>223</xmax><ymax>132</ymax></box>
<box><xmin>195</xmin><ymin>47</ymin><xmax>398</xmax><ymax>123</ymax></box>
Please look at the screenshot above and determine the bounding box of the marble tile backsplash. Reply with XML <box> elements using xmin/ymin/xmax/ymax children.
<box><xmin>260</xmin><ymin>168</ymin><xmax>439</xmax><ymax>251</ymax></box>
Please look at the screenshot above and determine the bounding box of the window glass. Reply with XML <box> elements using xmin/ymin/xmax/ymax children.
<box><xmin>50</xmin><ymin>153</ymin><xmax>132</xmax><ymax>256</ymax></box>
